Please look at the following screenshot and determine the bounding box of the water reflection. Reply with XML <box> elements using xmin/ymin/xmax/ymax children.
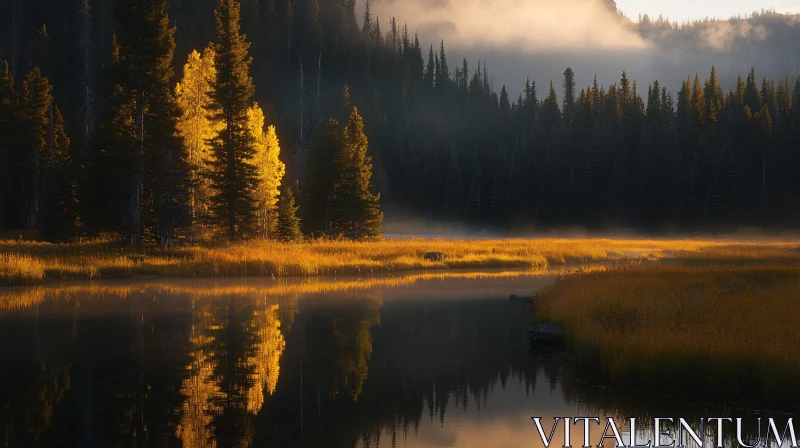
<box><xmin>0</xmin><ymin>269</ymin><xmax>783</xmax><ymax>447</ymax></box>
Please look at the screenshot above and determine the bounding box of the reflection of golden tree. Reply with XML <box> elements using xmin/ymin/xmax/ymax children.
<box><xmin>176</xmin><ymin>296</ymin><xmax>287</xmax><ymax>448</ymax></box>
<box><xmin>342</xmin><ymin>303</ymin><xmax>380</xmax><ymax>401</ymax></box>
<box><xmin>246</xmin><ymin>303</ymin><xmax>286</xmax><ymax>413</ymax></box>
<box><xmin>317</xmin><ymin>295</ymin><xmax>381</xmax><ymax>402</ymax></box>
<box><xmin>177</xmin><ymin>301</ymin><xmax>222</xmax><ymax>448</ymax></box>
<box><xmin>23</xmin><ymin>361</ymin><xmax>71</xmax><ymax>441</ymax></box>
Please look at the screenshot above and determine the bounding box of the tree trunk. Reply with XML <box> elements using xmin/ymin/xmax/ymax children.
<box><xmin>130</xmin><ymin>92</ymin><xmax>144</xmax><ymax>246</ymax></box>
<box><xmin>28</xmin><ymin>121</ymin><xmax>39</xmax><ymax>230</ymax></box>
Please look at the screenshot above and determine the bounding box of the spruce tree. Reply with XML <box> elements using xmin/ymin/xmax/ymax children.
<box><xmin>87</xmin><ymin>34</ymin><xmax>135</xmax><ymax>236</ymax></box>
<box><xmin>0</xmin><ymin>61</ymin><xmax>19</xmax><ymax>231</ymax></box>
<box><xmin>329</xmin><ymin>107</ymin><xmax>382</xmax><ymax>239</ymax></box>
<box><xmin>20</xmin><ymin>68</ymin><xmax>53</xmax><ymax>230</ymax></box>
<box><xmin>443</xmin><ymin>148</ymin><xmax>463</xmax><ymax>219</ymax></box>
<box><xmin>706</xmin><ymin>130</ymin><xmax>739</xmax><ymax>229</ymax></box>
<box><xmin>300</xmin><ymin>119</ymin><xmax>340</xmax><ymax>237</ymax></box>
<box><xmin>499</xmin><ymin>86</ymin><xmax>510</xmax><ymax>120</ymax></box>
<box><xmin>465</xmin><ymin>166</ymin><xmax>482</xmax><ymax>222</ymax></box>
<box><xmin>207</xmin><ymin>0</ymin><xmax>259</xmax><ymax>241</ymax></box>
<box><xmin>682</xmin><ymin>136</ymin><xmax>712</xmax><ymax>230</ymax></box>
<box><xmin>743</xmin><ymin>69</ymin><xmax>762</xmax><ymax>113</ymax></box>
<box><xmin>562</xmin><ymin>67</ymin><xmax>576</xmax><ymax>129</ymax></box>
<box><xmin>275</xmin><ymin>185</ymin><xmax>302</xmax><ymax>242</ymax></box>
<box><xmin>147</xmin><ymin>86</ymin><xmax>192</xmax><ymax>247</ymax></box>
<box><xmin>40</xmin><ymin>107</ymin><xmax>78</xmax><ymax>242</ymax></box>
<box><xmin>116</xmin><ymin>0</ymin><xmax>189</xmax><ymax>246</ymax></box>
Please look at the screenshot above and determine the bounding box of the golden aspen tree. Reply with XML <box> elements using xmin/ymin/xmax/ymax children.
<box><xmin>247</xmin><ymin>104</ymin><xmax>286</xmax><ymax>238</ymax></box>
<box><xmin>175</xmin><ymin>47</ymin><xmax>223</xmax><ymax>237</ymax></box>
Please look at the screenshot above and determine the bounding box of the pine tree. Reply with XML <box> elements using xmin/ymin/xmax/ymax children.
<box><xmin>31</xmin><ymin>26</ymin><xmax>52</xmax><ymax>80</ymax></box>
<box><xmin>116</xmin><ymin>0</ymin><xmax>189</xmax><ymax>246</ymax></box>
<box><xmin>300</xmin><ymin>119</ymin><xmax>340</xmax><ymax>237</ymax></box>
<box><xmin>562</xmin><ymin>67</ymin><xmax>576</xmax><ymax>129</ymax></box>
<box><xmin>207</xmin><ymin>0</ymin><xmax>260</xmax><ymax>240</ymax></box>
<box><xmin>499</xmin><ymin>86</ymin><xmax>510</xmax><ymax>120</ymax></box>
<box><xmin>704</xmin><ymin>66</ymin><xmax>723</xmax><ymax>132</ymax></box>
<box><xmin>39</xmin><ymin>107</ymin><xmax>78</xmax><ymax>242</ymax></box>
<box><xmin>20</xmin><ymin>68</ymin><xmax>53</xmax><ymax>230</ymax></box>
<box><xmin>706</xmin><ymin>130</ymin><xmax>739</xmax><ymax>229</ymax></box>
<box><xmin>560</xmin><ymin>165</ymin><xmax>583</xmax><ymax>225</ymax></box>
<box><xmin>443</xmin><ymin>148</ymin><xmax>463</xmax><ymax>219</ymax></box>
<box><xmin>0</xmin><ymin>61</ymin><xmax>20</xmax><ymax>231</ymax></box>
<box><xmin>465</xmin><ymin>166</ymin><xmax>482</xmax><ymax>222</ymax></box>
<box><xmin>329</xmin><ymin>107</ymin><xmax>382</xmax><ymax>239</ymax></box>
<box><xmin>147</xmin><ymin>82</ymin><xmax>192</xmax><ymax>247</ymax></box>
<box><xmin>682</xmin><ymin>136</ymin><xmax>712</xmax><ymax>230</ymax></box>
<box><xmin>275</xmin><ymin>185</ymin><xmax>302</xmax><ymax>242</ymax></box>
<box><xmin>424</xmin><ymin>45</ymin><xmax>435</xmax><ymax>90</ymax></box>
<box><xmin>743</xmin><ymin>68</ymin><xmax>762</xmax><ymax>113</ymax></box>
<box><xmin>87</xmin><ymin>34</ymin><xmax>136</xmax><ymax>236</ymax></box>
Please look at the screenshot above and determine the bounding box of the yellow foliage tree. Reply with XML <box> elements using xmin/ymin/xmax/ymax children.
<box><xmin>175</xmin><ymin>47</ymin><xmax>223</xmax><ymax>236</ymax></box>
<box><xmin>247</xmin><ymin>104</ymin><xmax>286</xmax><ymax>238</ymax></box>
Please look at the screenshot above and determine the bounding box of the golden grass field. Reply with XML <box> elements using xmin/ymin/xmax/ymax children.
<box><xmin>1</xmin><ymin>237</ymin><xmax>799</xmax><ymax>286</ymax></box>
<box><xmin>536</xmin><ymin>258</ymin><xmax>800</xmax><ymax>403</ymax></box>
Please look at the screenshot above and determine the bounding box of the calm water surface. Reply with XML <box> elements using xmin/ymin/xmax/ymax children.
<box><xmin>0</xmin><ymin>270</ymin><xmax>778</xmax><ymax>447</ymax></box>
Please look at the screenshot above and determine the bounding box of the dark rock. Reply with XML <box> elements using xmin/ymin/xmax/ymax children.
<box><xmin>423</xmin><ymin>252</ymin><xmax>444</xmax><ymax>262</ymax></box>
<box><xmin>528</xmin><ymin>322</ymin><xmax>565</xmax><ymax>350</ymax></box>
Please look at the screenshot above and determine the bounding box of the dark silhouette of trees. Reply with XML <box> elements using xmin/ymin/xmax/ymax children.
<box><xmin>2</xmin><ymin>0</ymin><xmax>800</xmax><ymax>239</ymax></box>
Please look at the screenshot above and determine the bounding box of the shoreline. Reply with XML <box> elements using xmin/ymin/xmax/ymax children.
<box><xmin>2</xmin><ymin>237</ymin><xmax>798</xmax><ymax>287</ymax></box>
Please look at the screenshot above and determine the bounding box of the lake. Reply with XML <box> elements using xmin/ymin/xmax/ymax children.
<box><xmin>0</xmin><ymin>270</ymin><xmax>788</xmax><ymax>447</ymax></box>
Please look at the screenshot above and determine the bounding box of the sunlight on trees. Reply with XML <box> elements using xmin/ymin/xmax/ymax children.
<box><xmin>176</xmin><ymin>47</ymin><xmax>223</xmax><ymax>235</ymax></box>
<box><xmin>247</xmin><ymin>106</ymin><xmax>286</xmax><ymax>238</ymax></box>
<box><xmin>177</xmin><ymin>47</ymin><xmax>286</xmax><ymax>240</ymax></box>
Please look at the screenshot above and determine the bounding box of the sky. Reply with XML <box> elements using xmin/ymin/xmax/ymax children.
<box><xmin>615</xmin><ymin>0</ymin><xmax>800</xmax><ymax>22</ymax></box>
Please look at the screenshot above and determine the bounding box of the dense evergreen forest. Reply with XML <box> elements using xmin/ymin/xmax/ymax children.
<box><xmin>1</xmin><ymin>0</ymin><xmax>799</xmax><ymax>244</ymax></box>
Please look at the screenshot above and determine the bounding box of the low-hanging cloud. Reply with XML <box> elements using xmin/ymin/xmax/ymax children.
<box><xmin>370</xmin><ymin>0</ymin><xmax>651</xmax><ymax>53</ymax></box>
<box><xmin>697</xmin><ymin>21</ymin><xmax>769</xmax><ymax>50</ymax></box>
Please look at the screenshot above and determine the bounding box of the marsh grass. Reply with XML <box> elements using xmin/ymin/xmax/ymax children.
<box><xmin>0</xmin><ymin>237</ymin><xmax>798</xmax><ymax>285</ymax></box>
<box><xmin>537</xmin><ymin>261</ymin><xmax>800</xmax><ymax>405</ymax></box>
<box><xmin>0</xmin><ymin>254</ymin><xmax>45</xmax><ymax>286</ymax></box>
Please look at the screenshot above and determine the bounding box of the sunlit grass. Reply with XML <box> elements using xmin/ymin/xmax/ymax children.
<box><xmin>0</xmin><ymin>237</ymin><xmax>798</xmax><ymax>285</ymax></box>
<box><xmin>536</xmin><ymin>259</ymin><xmax>800</xmax><ymax>404</ymax></box>
<box><xmin>0</xmin><ymin>254</ymin><xmax>45</xmax><ymax>286</ymax></box>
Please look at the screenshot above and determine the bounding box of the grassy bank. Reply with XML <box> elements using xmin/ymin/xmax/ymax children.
<box><xmin>536</xmin><ymin>260</ymin><xmax>800</xmax><ymax>404</ymax></box>
<box><xmin>0</xmin><ymin>237</ymin><xmax>798</xmax><ymax>286</ymax></box>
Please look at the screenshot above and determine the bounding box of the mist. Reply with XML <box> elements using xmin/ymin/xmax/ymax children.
<box><xmin>371</xmin><ymin>0</ymin><xmax>648</xmax><ymax>52</ymax></box>
<box><xmin>369</xmin><ymin>0</ymin><xmax>800</xmax><ymax>98</ymax></box>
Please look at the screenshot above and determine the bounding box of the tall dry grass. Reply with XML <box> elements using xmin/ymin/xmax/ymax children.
<box><xmin>0</xmin><ymin>254</ymin><xmax>45</xmax><ymax>286</ymax></box>
<box><xmin>536</xmin><ymin>259</ymin><xmax>800</xmax><ymax>404</ymax></box>
<box><xmin>0</xmin><ymin>237</ymin><xmax>798</xmax><ymax>285</ymax></box>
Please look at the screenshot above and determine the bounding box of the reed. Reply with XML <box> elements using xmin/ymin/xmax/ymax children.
<box><xmin>0</xmin><ymin>254</ymin><xmax>45</xmax><ymax>286</ymax></box>
<box><xmin>536</xmin><ymin>260</ymin><xmax>800</xmax><ymax>404</ymax></box>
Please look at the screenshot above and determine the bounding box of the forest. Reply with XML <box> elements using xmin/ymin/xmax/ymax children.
<box><xmin>1</xmin><ymin>0</ymin><xmax>800</xmax><ymax>246</ymax></box>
